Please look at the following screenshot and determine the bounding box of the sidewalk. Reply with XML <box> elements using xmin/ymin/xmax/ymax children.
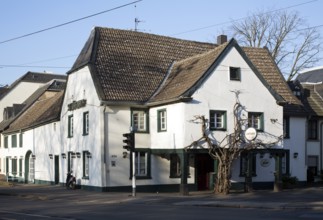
<box><xmin>1</xmin><ymin>182</ymin><xmax>323</xmax><ymax>210</ymax></box>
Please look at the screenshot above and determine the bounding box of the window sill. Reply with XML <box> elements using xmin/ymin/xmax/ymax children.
<box><xmin>82</xmin><ymin>177</ymin><xmax>89</xmax><ymax>180</ymax></box>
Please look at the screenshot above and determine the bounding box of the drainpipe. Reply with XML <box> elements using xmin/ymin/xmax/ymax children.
<box><xmin>101</xmin><ymin>105</ymin><xmax>107</xmax><ymax>188</ymax></box>
<box><xmin>320</xmin><ymin>123</ymin><xmax>323</xmax><ymax>173</ymax></box>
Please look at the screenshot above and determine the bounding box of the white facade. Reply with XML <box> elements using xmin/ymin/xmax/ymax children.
<box><xmin>0</xmin><ymin>82</ymin><xmax>45</xmax><ymax>122</ymax></box>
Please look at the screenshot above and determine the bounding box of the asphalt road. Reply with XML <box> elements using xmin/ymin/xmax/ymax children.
<box><xmin>1</xmin><ymin>184</ymin><xmax>323</xmax><ymax>219</ymax></box>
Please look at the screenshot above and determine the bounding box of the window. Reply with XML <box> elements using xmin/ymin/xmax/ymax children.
<box><xmin>12</xmin><ymin>158</ymin><xmax>17</xmax><ymax>176</ymax></box>
<box><xmin>132</xmin><ymin>109</ymin><xmax>149</xmax><ymax>132</ymax></box>
<box><xmin>19</xmin><ymin>133</ymin><xmax>23</xmax><ymax>147</ymax></box>
<box><xmin>170</xmin><ymin>154</ymin><xmax>181</xmax><ymax>178</ymax></box>
<box><xmin>230</xmin><ymin>67</ymin><xmax>241</xmax><ymax>81</ymax></box>
<box><xmin>210</xmin><ymin>110</ymin><xmax>227</xmax><ymax>130</ymax></box>
<box><xmin>248</xmin><ymin>112</ymin><xmax>264</xmax><ymax>131</ymax></box>
<box><xmin>12</xmin><ymin>134</ymin><xmax>17</xmax><ymax>148</ymax></box>
<box><xmin>132</xmin><ymin>150</ymin><xmax>151</xmax><ymax>179</ymax></box>
<box><xmin>19</xmin><ymin>158</ymin><xmax>23</xmax><ymax>177</ymax></box>
<box><xmin>68</xmin><ymin>115</ymin><xmax>74</xmax><ymax>138</ymax></box>
<box><xmin>83</xmin><ymin>112</ymin><xmax>89</xmax><ymax>135</ymax></box>
<box><xmin>4</xmin><ymin>136</ymin><xmax>8</xmax><ymax>148</ymax></box>
<box><xmin>308</xmin><ymin>156</ymin><xmax>318</xmax><ymax>176</ymax></box>
<box><xmin>157</xmin><ymin>109</ymin><xmax>167</xmax><ymax>132</ymax></box>
<box><xmin>240</xmin><ymin>153</ymin><xmax>256</xmax><ymax>177</ymax></box>
<box><xmin>308</xmin><ymin>119</ymin><xmax>318</xmax><ymax>140</ymax></box>
<box><xmin>283</xmin><ymin>117</ymin><xmax>290</xmax><ymax>138</ymax></box>
<box><xmin>83</xmin><ymin>151</ymin><xmax>90</xmax><ymax>179</ymax></box>
<box><xmin>68</xmin><ymin>152</ymin><xmax>75</xmax><ymax>172</ymax></box>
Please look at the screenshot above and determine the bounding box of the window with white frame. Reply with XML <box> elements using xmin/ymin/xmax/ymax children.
<box><xmin>248</xmin><ymin>112</ymin><xmax>264</xmax><ymax>131</ymax></box>
<box><xmin>83</xmin><ymin>112</ymin><xmax>89</xmax><ymax>135</ymax></box>
<box><xmin>19</xmin><ymin>133</ymin><xmax>23</xmax><ymax>147</ymax></box>
<box><xmin>12</xmin><ymin>134</ymin><xmax>17</xmax><ymax>148</ymax></box>
<box><xmin>210</xmin><ymin>110</ymin><xmax>227</xmax><ymax>130</ymax></box>
<box><xmin>68</xmin><ymin>115</ymin><xmax>74</xmax><ymax>138</ymax></box>
<box><xmin>230</xmin><ymin>67</ymin><xmax>241</xmax><ymax>81</ymax></box>
<box><xmin>133</xmin><ymin>151</ymin><xmax>151</xmax><ymax>178</ymax></box>
<box><xmin>83</xmin><ymin>151</ymin><xmax>90</xmax><ymax>179</ymax></box>
<box><xmin>4</xmin><ymin>136</ymin><xmax>8</xmax><ymax>148</ymax></box>
<box><xmin>157</xmin><ymin>109</ymin><xmax>167</xmax><ymax>132</ymax></box>
<box><xmin>132</xmin><ymin>109</ymin><xmax>148</xmax><ymax>132</ymax></box>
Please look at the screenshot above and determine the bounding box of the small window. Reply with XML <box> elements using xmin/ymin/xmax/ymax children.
<box><xmin>83</xmin><ymin>112</ymin><xmax>89</xmax><ymax>135</ymax></box>
<box><xmin>132</xmin><ymin>109</ymin><xmax>149</xmax><ymax>133</ymax></box>
<box><xmin>68</xmin><ymin>115</ymin><xmax>74</xmax><ymax>138</ymax></box>
<box><xmin>19</xmin><ymin>133</ymin><xmax>23</xmax><ymax>148</ymax></box>
<box><xmin>248</xmin><ymin>112</ymin><xmax>264</xmax><ymax>131</ymax></box>
<box><xmin>4</xmin><ymin>136</ymin><xmax>8</xmax><ymax>148</ymax></box>
<box><xmin>12</xmin><ymin>158</ymin><xmax>17</xmax><ymax>176</ymax></box>
<box><xmin>131</xmin><ymin>150</ymin><xmax>151</xmax><ymax>179</ymax></box>
<box><xmin>308</xmin><ymin>119</ymin><xmax>318</xmax><ymax>140</ymax></box>
<box><xmin>308</xmin><ymin>156</ymin><xmax>318</xmax><ymax>176</ymax></box>
<box><xmin>83</xmin><ymin>151</ymin><xmax>90</xmax><ymax>179</ymax></box>
<box><xmin>283</xmin><ymin>117</ymin><xmax>290</xmax><ymax>138</ymax></box>
<box><xmin>157</xmin><ymin>109</ymin><xmax>167</xmax><ymax>132</ymax></box>
<box><xmin>230</xmin><ymin>67</ymin><xmax>241</xmax><ymax>81</ymax></box>
<box><xmin>210</xmin><ymin>110</ymin><xmax>227</xmax><ymax>130</ymax></box>
<box><xmin>170</xmin><ymin>154</ymin><xmax>181</xmax><ymax>178</ymax></box>
<box><xmin>11</xmin><ymin>135</ymin><xmax>17</xmax><ymax>148</ymax></box>
<box><xmin>19</xmin><ymin>158</ymin><xmax>23</xmax><ymax>177</ymax></box>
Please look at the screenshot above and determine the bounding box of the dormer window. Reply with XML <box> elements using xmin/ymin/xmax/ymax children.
<box><xmin>230</xmin><ymin>67</ymin><xmax>241</xmax><ymax>81</ymax></box>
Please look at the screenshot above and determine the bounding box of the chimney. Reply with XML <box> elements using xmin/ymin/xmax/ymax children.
<box><xmin>217</xmin><ymin>35</ymin><xmax>227</xmax><ymax>45</ymax></box>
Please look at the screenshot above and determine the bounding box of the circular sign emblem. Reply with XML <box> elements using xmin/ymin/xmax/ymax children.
<box><xmin>245</xmin><ymin>127</ymin><xmax>257</xmax><ymax>141</ymax></box>
<box><xmin>260</xmin><ymin>158</ymin><xmax>271</xmax><ymax>167</ymax></box>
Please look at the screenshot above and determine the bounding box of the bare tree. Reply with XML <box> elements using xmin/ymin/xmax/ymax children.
<box><xmin>230</xmin><ymin>10</ymin><xmax>321</xmax><ymax>81</ymax></box>
<box><xmin>186</xmin><ymin>92</ymin><xmax>282</xmax><ymax>194</ymax></box>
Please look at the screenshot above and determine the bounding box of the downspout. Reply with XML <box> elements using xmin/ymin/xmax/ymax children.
<box><xmin>101</xmin><ymin>105</ymin><xmax>107</xmax><ymax>189</ymax></box>
<box><xmin>320</xmin><ymin>122</ymin><xmax>323</xmax><ymax>172</ymax></box>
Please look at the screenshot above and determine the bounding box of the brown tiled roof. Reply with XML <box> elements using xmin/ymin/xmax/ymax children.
<box><xmin>242</xmin><ymin>47</ymin><xmax>307</xmax><ymax>116</ymax></box>
<box><xmin>70</xmin><ymin>27</ymin><xmax>216</xmax><ymax>103</ymax></box>
<box><xmin>3</xmin><ymin>91</ymin><xmax>64</xmax><ymax>134</ymax></box>
<box><xmin>0</xmin><ymin>80</ymin><xmax>66</xmax><ymax>133</ymax></box>
<box><xmin>149</xmin><ymin>42</ymin><xmax>228</xmax><ymax>103</ymax></box>
<box><xmin>301</xmin><ymin>83</ymin><xmax>323</xmax><ymax>116</ymax></box>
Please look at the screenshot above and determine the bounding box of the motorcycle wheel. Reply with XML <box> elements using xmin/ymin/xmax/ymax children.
<box><xmin>67</xmin><ymin>181</ymin><xmax>76</xmax><ymax>190</ymax></box>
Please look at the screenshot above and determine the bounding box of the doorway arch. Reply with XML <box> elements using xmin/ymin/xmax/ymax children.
<box><xmin>24</xmin><ymin>150</ymin><xmax>34</xmax><ymax>183</ymax></box>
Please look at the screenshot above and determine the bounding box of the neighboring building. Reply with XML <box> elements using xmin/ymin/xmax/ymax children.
<box><xmin>59</xmin><ymin>27</ymin><xmax>305</xmax><ymax>192</ymax></box>
<box><xmin>289</xmin><ymin>66</ymin><xmax>323</xmax><ymax>182</ymax></box>
<box><xmin>0</xmin><ymin>79</ymin><xmax>66</xmax><ymax>183</ymax></box>
<box><xmin>0</xmin><ymin>72</ymin><xmax>66</xmax><ymax>122</ymax></box>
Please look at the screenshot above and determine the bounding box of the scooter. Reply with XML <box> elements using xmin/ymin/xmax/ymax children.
<box><xmin>66</xmin><ymin>171</ymin><xmax>76</xmax><ymax>190</ymax></box>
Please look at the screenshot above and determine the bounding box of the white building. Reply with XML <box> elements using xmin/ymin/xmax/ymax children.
<box><xmin>0</xmin><ymin>28</ymin><xmax>309</xmax><ymax>192</ymax></box>
<box><xmin>0</xmin><ymin>79</ymin><xmax>65</xmax><ymax>183</ymax></box>
<box><xmin>59</xmin><ymin>27</ymin><xmax>306</xmax><ymax>192</ymax></box>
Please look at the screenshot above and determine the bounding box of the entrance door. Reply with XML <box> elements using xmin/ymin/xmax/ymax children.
<box><xmin>54</xmin><ymin>155</ymin><xmax>59</xmax><ymax>184</ymax></box>
<box><xmin>196</xmin><ymin>154</ymin><xmax>214</xmax><ymax>190</ymax></box>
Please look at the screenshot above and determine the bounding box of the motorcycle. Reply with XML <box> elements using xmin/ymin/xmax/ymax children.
<box><xmin>66</xmin><ymin>171</ymin><xmax>76</xmax><ymax>190</ymax></box>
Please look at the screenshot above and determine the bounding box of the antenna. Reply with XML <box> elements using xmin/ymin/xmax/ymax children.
<box><xmin>135</xmin><ymin>17</ymin><xmax>142</xmax><ymax>31</ymax></box>
<box><xmin>134</xmin><ymin>4</ymin><xmax>143</xmax><ymax>32</ymax></box>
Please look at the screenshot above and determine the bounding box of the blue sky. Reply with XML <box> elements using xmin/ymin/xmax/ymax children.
<box><xmin>1</xmin><ymin>0</ymin><xmax>322</xmax><ymax>85</ymax></box>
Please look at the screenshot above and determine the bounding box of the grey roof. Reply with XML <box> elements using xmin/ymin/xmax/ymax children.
<box><xmin>296</xmin><ymin>67</ymin><xmax>323</xmax><ymax>83</ymax></box>
<box><xmin>0</xmin><ymin>72</ymin><xmax>66</xmax><ymax>101</ymax></box>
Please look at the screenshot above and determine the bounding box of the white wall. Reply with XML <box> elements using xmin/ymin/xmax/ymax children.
<box><xmin>284</xmin><ymin>117</ymin><xmax>307</xmax><ymax>181</ymax></box>
<box><xmin>61</xmin><ymin>66</ymin><xmax>103</xmax><ymax>187</ymax></box>
<box><xmin>0</xmin><ymin>82</ymin><xmax>45</xmax><ymax>122</ymax></box>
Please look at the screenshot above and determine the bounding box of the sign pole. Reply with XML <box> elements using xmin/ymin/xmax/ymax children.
<box><xmin>132</xmin><ymin>151</ymin><xmax>136</xmax><ymax>197</ymax></box>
